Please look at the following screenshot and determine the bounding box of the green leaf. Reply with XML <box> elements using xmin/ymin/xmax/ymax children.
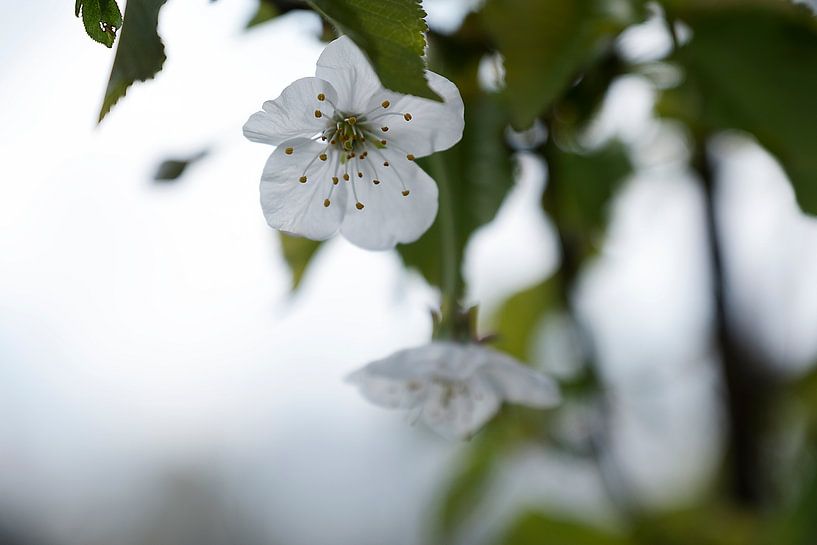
<box><xmin>661</xmin><ymin>0</ymin><xmax>817</xmax><ymax>215</ymax></box>
<box><xmin>76</xmin><ymin>0</ymin><xmax>123</xmax><ymax>48</ymax></box>
<box><xmin>492</xmin><ymin>280</ymin><xmax>556</xmax><ymax>362</ymax></box>
<box><xmin>501</xmin><ymin>512</ymin><xmax>633</xmax><ymax>545</ymax></box>
<box><xmin>550</xmin><ymin>140</ymin><xmax>631</xmax><ymax>240</ymax></box>
<box><xmin>246</xmin><ymin>1</ymin><xmax>279</xmax><ymax>28</ymax></box>
<box><xmin>481</xmin><ymin>0</ymin><xmax>639</xmax><ymax>128</ymax></box>
<box><xmin>434</xmin><ymin>436</ymin><xmax>499</xmax><ymax>542</ymax></box>
<box><xmin>279</xmin><ymin>235</ymin><xmax>322</xmax><ymax>290</ymax></box>
<box><xmin>153</xmin><ymin>150</ymin><xmax>208</xmax><ymax>181</ymax></box>
<box><xmin>99</xmin><ymin>0</ymin><xmax>168</xmax><ymax>123</ymax></box>
<box><xmin>307</xmin><ymin>0</ymin><xmax>440</xmax><ymax>100</ymax></box>
<box><xmin>397</xmin><ymin>94</ymin><xmax>515</xmax><ymax>287</ymax></box>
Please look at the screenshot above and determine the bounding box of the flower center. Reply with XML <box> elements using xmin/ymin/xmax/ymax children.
<box><xmin>285</xmin><ymin>94</ymin><xmax>418</xmax><ymax>211</ymax></box>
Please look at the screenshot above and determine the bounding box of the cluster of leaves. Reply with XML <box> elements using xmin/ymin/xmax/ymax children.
<box><xmin>77</xmin><ymin>0</ymin><xmax>817</xmax><ymax>543</ymax></box>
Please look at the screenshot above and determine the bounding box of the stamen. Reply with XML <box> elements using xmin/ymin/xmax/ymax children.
<box><xmin>406</xmin><ymin>154</ymin><xmax>415</xmax><ymax>161</ymax></box>
<box><xmin>373</xmin><ymin>179</ymin><xmax>380</xmax><ymax>185</ymax></box>
<box><xmin>317</xmin><ymin>93</ymin><xmax>326</xmax><ymax>101</ymax></box>
<box><xmin>332</xmin><ymin>176</ymin><xmax>339</xmax><ymax>185</ymax></box>
<box><xmin>381</xmin><ymin>100</ymin><xmax>390</xmax><ymax>108</ymax></box>
<box><xmin>314</xmin><ymin>110</ymin><xmax>322</xmax><ymax>118</ymax></box>
<box><xmin>356</xmin><ymin>202</ymin><xmax>365</xmax><ymax>210</ymax></box>
<box><xmin>380</xmin><ymin>139</ymin><xmax>387</xmax><ymax>146</ymax></box>
<box><xmin>319</xmin><ymin>154</ymin><xmax>327</xmax><ymax>161</ymax></box>
<box><xmin>343</xmin><ymin>173</ymin><xmax>350</xmax><ymax>181</ymax></box>
<box><xmin>323</xmin><ymin>198</ymin><xmax>331</xmax><ymax>207</ymax></box>
<box><xmin>299</xmin><ymin>176</ymin><xmax>307</xmax><ymax>183</ymax></box>
<box><xmin>357</xmin><ymin>171</ymin><xmax>363</xmax><ymax>178</ymax></box>
<box><xmin>381</xmin><ymin>127</ymin><xmax>389</xmax><ymax>132</ymax></box>
<box><xmin>403</xmin><ymin>113</ymin><xmax>412</xmax><ymax>121</ymax></box>
<box><xmin>371</xmin><ymin>148</ymin><xmax>410</xmax><ymax>196</ymax></box>
<box><xmin>285</xmin><ymin>147</ymin><xmax>294</xmax><ymax>155</ymax></box>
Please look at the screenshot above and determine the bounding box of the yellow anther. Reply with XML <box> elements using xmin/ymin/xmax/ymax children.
<box><xmin>343</xmin><ymin>173</ymin><xmax>350</xmax><ymax>181</ymax></box>
<box><xmin>317</xmin><ymin>93</ymin><xmax>326</xmax><ymax>101</ymax></box>
<box><xmin>299</xmin><ymin>176</ymin><xmax>307</xmax><ymax>183</ymax></box>
<box><xmin>381</xmin><ymin>126</ymin><xmax>389</xmax><ymax>132</ymax></box>
<box><xmin>285</xmin><ymin>147</ymin><xmax>294</xmax><ymax>155</ymax></box>
<box><xmin>319</xmin><ymin>154</ymin><xmax>327</xmax><ymax>161</ymax></box>
<box><xmin>314</xmin><ymin>110</ymin><xmax>322</xmax><ymax>118</ymax></box>
<box><xmin>402</xmin><ymin>190</ymin><xmax>410</xmax><ymax>196</ymax></box>
<box><xmin>355</xmin><ymin>202</ymin><xmax>365</xmax><ymax>210</ymax></box>
<box><xmin>403</xmin><ymin>113</ymin><xmax>412</xmax><ymax>121</ymax></box>
<box><xmin>332</xmin><ymin>176</ymin><xmax>339</xmax><ymax>185</ymax></box>
<box><xmin>381</xmin><ymin>100</ymin><xmax>390</xmax><ymax>108</ymax></box>
<box><xmin>323</xmin><ymin>198</ymin><xmax>331</xmax><ymax>207</ymax></box>
<box><xmin>380</xmin><ymin>139</ymin><xmax>387</xmax><ymax>145</ymax></box>
<box><xmin>406</xmin><ymin>154</ymin><xmax>415</xmax><ymax>161</ymax></box>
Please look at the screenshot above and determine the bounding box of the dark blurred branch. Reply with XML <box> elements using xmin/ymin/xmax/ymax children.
<box><xmin>693</xmin><ymin>138</ymin><xmax>772</xmax><ymax>508</ymax></box>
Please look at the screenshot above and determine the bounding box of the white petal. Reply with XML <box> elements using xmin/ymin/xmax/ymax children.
<box><xmin>421</xmin><ymin>378</ymin><xmax>501</xmax><ymax>440</ymax></box>
<box><xmin>350</xmin><ymin>342</ymin><xmax>484</xmax><ymax>382</ymax></box>
<box><xmin>363</xmin><ymin>70</ymin><xmax>465</xmax><ymax>157</ymax></box>
<box><xmin>339</xmin><ymin>149</ymin><xmax>438</xmax><ymax>250</ymax></box>
<box><xmin>243</xmin><ymin>77</ymin><xmax>338</xmax><ymax>146</ymax></box>
<box><xmin>260</xmin><ymin>138</ymin><xmax>347</xmax><ymax>240</ymax></box>
<box><xmin>345</xmin><ymin>369</ymin><xmax>427</xmax><ymax>410</ymax></box>
<box><xmin>315</xmin><ymin>36</ymin><xmax>384</xmax><ymax>113</ymax></box>
<box><xmin>477</xmin><ymin>348</ymin><xmax>561</xmax><ymax>408</ymax></box>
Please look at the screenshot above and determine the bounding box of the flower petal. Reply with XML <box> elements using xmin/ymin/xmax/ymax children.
<box><xmin>339</xmin><ymin>149</ymin><xmax>438</xmax><ymax>250</ymax></box>
<box><xmin>243</xmin><ymin>77</ymin><xmax>338</xmax><ymax>146</ymax></box>
<box><xmin>315</xmin><ymin>36</ymin><xmax>383</xmax><ymax>113</ymax></box>
<box><xmin>350</xmin><ymin>342</ymin><xmax>484</xmax><ymax>382</ymax></box>
<box><xmin>260</xmin><ymin>138</ymin><xmax>348</xmax><ymax>240</ymax></box>
<box><xmin>421</xmin><ymin>378</ymin><xmax>501</xmax><ymax>440</ymax></box>
<box><xmin>363</xmin><ymin>70</ymin><xmax>464</xmax><ymax>157</ymax></box>
<box><xmin>477</xmin><ymin>348</ymin><xmax>561</xmax><ymax>408</ymax></box>
<box><xmin>345</xmin><ymin>369</ymin><xmax>427</xmax><ymax>410</ymax></box>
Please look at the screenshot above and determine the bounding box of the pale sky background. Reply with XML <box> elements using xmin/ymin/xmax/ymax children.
<box><xmin>1</xmin><ymin>2</ymin><xmax>817</xmax><ymax>545</ymax></box>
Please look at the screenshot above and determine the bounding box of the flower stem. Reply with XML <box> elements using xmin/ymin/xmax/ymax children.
<box><xmin>430</xmin><ymin>152</ymin><xmax>461</xmax><ymax>336</ymax></box>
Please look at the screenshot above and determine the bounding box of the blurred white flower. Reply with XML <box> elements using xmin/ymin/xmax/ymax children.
<box><xmin>347</xmin><ymin>342</ymin><xmax>560</xmax><ymax>439</ymax></box>
<box><xmin>243</xmin><ymin>36</ymin><xmax>464</xmax><ymax>250</ymax></box>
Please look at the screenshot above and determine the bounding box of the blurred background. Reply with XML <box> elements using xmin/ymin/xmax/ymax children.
<box><xmin>2</xmin><ymin>0</ymin><xmax>817</xmax><ymax>544</ymax></box>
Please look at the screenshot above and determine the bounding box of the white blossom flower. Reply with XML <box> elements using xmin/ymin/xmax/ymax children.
<box><xmin>243</xmin><ymin>36</ymin><xmax>465</xmax><ymax>250</ymax></box>
<box><xmin>347</xmin><ymin>342</ymin><xmax>561</xmax><ymax>439</ymax></box>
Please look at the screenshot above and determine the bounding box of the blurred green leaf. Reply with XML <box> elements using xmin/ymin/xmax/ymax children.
<box><xmin>634</xmin><ymin>505</ymin><xmax>761</xmax><ymax>545</ymax></box>
<box><xmin>481</xmin><ymin>0</ymin><xmax>639</xmax><ymax>128</ymax></box>
<box><xmin>280</xmin><ymin>234</ymin><xmax>322</xmax><ymax>289</ymax></box>
<box><xmin>434</xmin><ymin>436</ymin><xmax>500</xmax><ymax>543</ymax></box>
<box><xmin>99</xmin><ymin>0</ymin><xmax>168</xmax><ymax>122</ymax></box>
<box><xmin>493</xmin><ymin>280</ymin><xmax>557</xmax><ymax>362</ymax></box>
<box><xmin>76</xmin><ymin>0</ymin><xmax>122</xmax><ymax>48</ymax></box>
<box><xmin>771</xmin><ymin>456</ymin><xmax>817</xmax><ymax>545</ymax></box>
<box><xmin>307</xmin><ymin>0</ymin><xmax>440</xmax><ymax>100</ymax></box>
<box><xmin>660</xmin><ymin>0</ymin><xmax>817</xmax><ymax>214</ymax></box>
<box><xmin>551</xmin><ymin>140</ymin><xmax>631</xmax><ymax>240</ymax></box>
<box><xmin>501</xmin><ymin>512</ymin><xmax>633</xmax><ymax>545</ymax></box>
<box><xmin>246</xmin><ymin>1</ymin><xmax>279</xmax><ymax>28</ymax></box>
<box><xmin>153</xmin><ymin>150</ymin><xmax>208</xmax><ymax>181</ymax></box>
